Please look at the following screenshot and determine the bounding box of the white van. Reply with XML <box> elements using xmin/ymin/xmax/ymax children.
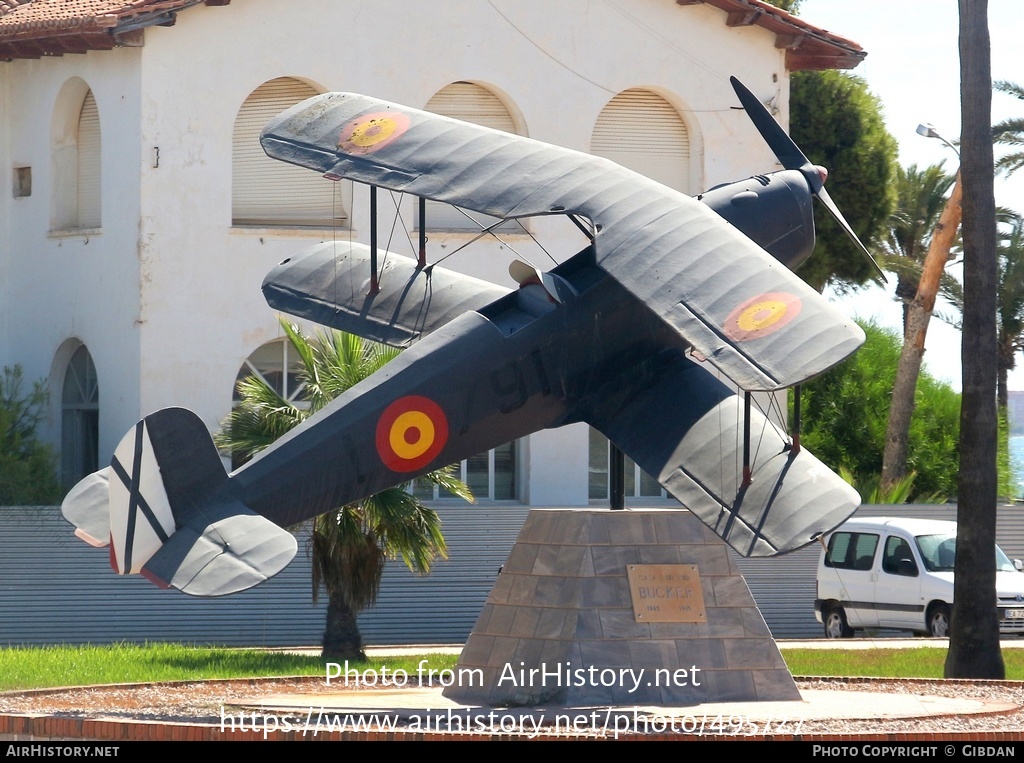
<box><xmin>814</xmin><ymin>517</ymin><xmax>1024</xmax><ymax>638</ymax></box>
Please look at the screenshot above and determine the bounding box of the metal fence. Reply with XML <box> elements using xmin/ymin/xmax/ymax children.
<box><xmin>3</xmin><ymin>503</ymin><xmax>1022</xmax><ymax>645</ymax></box>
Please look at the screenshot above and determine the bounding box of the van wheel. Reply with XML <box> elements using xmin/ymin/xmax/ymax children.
<box><xmin>824</xmin><ymin>606</ymin><xmax>854</xmax><ymax>638</ymax></box>
<box><xmin>928</xmin><ymin>604</ymin><xmax>951</xmax><ymax>637</ymax></box>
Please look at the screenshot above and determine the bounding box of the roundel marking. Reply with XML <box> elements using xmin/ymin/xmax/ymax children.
<box><xmin>337</xmin><ymin>111</ymin><xmax>410</xmax><ymax>155</ymax></box>
<box><xmin>724</xmin><ymin>291</ymin><xmax>802</xmax><ymax>342</ymax></box>
<box><xmin>376</xmin><ymin>395</ymin><xmax>448</xmax><ymax>472</ymax></box>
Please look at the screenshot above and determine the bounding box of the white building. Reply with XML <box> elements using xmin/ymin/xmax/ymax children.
<box><xmin>0</xmin><ymin>0</ymin><xmax>863</xmax><ymax>508</ymax></box>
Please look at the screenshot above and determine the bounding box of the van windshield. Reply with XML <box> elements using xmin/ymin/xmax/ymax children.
<box><xmin>915</xmin><ymin>533</ymin><xmax>1017</xmax><ymax>573</ymax></box>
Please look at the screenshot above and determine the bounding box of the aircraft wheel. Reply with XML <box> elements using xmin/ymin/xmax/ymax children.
<box><xmin>824</xmin><ymin>606</ymin><xmax>854</xmax><ymax>639</ymax></box>
<box><xmin>928</xmin><ymin>604</ymin><xmax>951</xmax><ymax>638</ymax></box>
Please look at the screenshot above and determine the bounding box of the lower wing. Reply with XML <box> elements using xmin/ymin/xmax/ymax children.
<box><xmin>588</xmin><ymin>358</ymin><xmax>859</xmax><ymax>557</ymax></box>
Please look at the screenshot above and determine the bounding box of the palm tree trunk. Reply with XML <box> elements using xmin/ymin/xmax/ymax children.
<box><xmin>881</xmin><ymin>178</ymin><xmax>962</xmax><ymax>493</ymax></box>
<box><xmin>322</xmin><ymin>590</ymin><xmax>367</xmax><ymax>662</ymax></box>
<box><xmin>945</xmin><ymin>0</ymin><xmax>1004</xmax><ymax>680</ymax></box>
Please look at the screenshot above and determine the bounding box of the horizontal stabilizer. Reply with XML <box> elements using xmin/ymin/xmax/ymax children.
<box><xmin>62</xmin><ymin>407</ymin><xmax>297</xmax><ymax>596</ymax></box>
<box><xmin>62</xmin><ymin>467</ymin><xmax>111</xmax><ymax>548</ymax></box>
<box><xmin>141</xmin><ymin>500</ymin><xmax>297</xmax><ymax>597</ymax></box>
<box><xmin>591</xmin><ymin>359</ymin><xmax>860</xmax><ymax>557</ymax></box>
<box><xmin>263</xmin><ymin>241</ymin><xmax>509</xmax><ymax>347</ymax></box>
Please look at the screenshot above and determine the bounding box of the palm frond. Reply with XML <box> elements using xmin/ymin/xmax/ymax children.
<box><xmin>875</xmin><ymin>163</ymin><xmax>955</xmax><ymax>265</ymax></box>
<box><xmin>992</xmin><ymin>84</ymin><xmax>1024</xmax><ymax>175</ymax></box>
<box><xmin>362</xmin><ymin>487</ymin><xmax>448</xmax><ymax>573</ymax></box>
<box><xmin>214</xmin><ymin>376</ymin><xmax>303</xmax><ymax>460</ymax></box>
<box><xmin>419</xmin><ymin>464</ymin><xmax>475</xmax><ymax>503</ymax></box>
<box><xmin>995</xmin><ymin>151</ymin><xmax>1024</xmax><ymax>177</ymax></box>
<box><xmin>995</xmin><ymin>80</ymin><xmax>1024</xmax><ymax>101</ymax></box>
<box><xmin>840</xmin><ymin>466</ymin><xmax>943</xmax><ymax>504</ymax></box>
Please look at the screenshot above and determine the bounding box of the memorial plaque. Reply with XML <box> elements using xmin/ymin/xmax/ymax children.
<box><xmin>627</xmin><ymin>564</ymin><xmax>707</xmax><ymax>623</ymax></box>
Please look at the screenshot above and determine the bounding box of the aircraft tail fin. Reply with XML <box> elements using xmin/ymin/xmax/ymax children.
<box><xmin>62</xmin><ymin>408</ymin><xmax>296</xmax><ymax>596</ymax></box>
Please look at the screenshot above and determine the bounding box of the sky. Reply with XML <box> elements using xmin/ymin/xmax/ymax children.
<box><xmin>796</xmin><ymin>0</ymin><xmax>1024</xmax><ymax>392</ymax></box>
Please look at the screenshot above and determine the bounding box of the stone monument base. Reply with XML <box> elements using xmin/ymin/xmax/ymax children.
<box><xmin>443</xmin><ymin>508</ymin><xmax>799</xmax><ymax>706</ymax></box>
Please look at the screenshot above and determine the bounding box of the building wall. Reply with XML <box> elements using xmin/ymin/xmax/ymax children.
<box><xmin>0</xmin><ymin>0</ymin><xmax>789</xmax><ymax>506</ymax></box>
<box><xmin>1</xmin><ymin>49</ymin><xmax>145</xmax><ymax>462</ymax></box>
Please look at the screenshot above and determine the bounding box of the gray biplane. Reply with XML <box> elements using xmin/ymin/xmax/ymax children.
<box><xmin>62</xmin><ymin>79</ymin><xmax>870</xmax><ymax>596</ymax></box>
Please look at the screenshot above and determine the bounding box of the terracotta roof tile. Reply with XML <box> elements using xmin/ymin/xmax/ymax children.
<box><xmin>0</xmin><ymin>1</ymin><xmax>184</xmax><ymax>29</ymax></box>
<box><xmin>681</xmin><ymin>0</ymin><xmax>865</xmax><ymax>70</ymax></box>
<box><xmin>0</xmin><ymin>0</ymin><xmax>229</xmax><ymax>58</ymax></box>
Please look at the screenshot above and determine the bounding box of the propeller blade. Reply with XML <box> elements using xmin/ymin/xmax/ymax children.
<box><xmin>730</xmin><ymin>76</ymin><xmax>887</xmax><ymax>283</ymax></box>
<box><xmin>730</xmin><ymin>76</ymin><xmax>819</xmax><ymax>190</ymax></box>
<box><xmin>817</xmin><ymin>186</ymin><xmax>887</xmax><ymax>282</ymax></box>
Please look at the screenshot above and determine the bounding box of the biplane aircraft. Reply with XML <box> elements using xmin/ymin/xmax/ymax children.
<box><xmin>63</xmin><ymin>78</ymin><xmax>871</xmax><ymax>596</ymax></box>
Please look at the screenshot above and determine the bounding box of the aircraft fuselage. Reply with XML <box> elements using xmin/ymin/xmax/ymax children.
<box><xmin>232</xmin><ymin>250</ymin><xmax>685</xmax><ymax>526</ymax></box>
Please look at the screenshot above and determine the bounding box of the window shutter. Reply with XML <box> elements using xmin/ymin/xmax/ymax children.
<box><xmin>77</xmin><ymin>91</ymin><xmax>101</xmax><ymax>228</ymax></box>
<box><xmin>232</xmin><ymin>78</ymin><xmax>344</xmax><ymax>226</ymax></box>
<box><xmin>425</xmin><ymin>82</ymin><xmax>517</xmax><ymax>133</ymax></box>
<box><xmin>591</xmin><ymin>89</ymin><xmax>690</xmax><ymax>193</ymax></box>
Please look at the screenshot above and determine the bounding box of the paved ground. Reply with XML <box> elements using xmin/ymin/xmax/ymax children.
<box><xmin>245</xmin><ymin>638</ymin><xmax>1021</xmax><ymax>732</ymax></box>
<box><xmin>5</xmin><ymin>638</ymin><xmax>1023</xmax><ymax>741</ymax></box>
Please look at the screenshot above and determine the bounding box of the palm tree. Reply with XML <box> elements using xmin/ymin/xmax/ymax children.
<box><xmin>993</xmin><ymin>80</ymin><xmax>1024</xmax><ymax>177</ymax></box>
<box><xmin>216</xmin><ymin>321</ymin><xmax>472</xmax><ymax>661</ymax></box>
<box><xmin>995</xmin><ymin>217</ymin><xmax>1024</xmax><ymax>412</ymax></box>
<box><xmin>875</xmin><ymin>162</ymin><xmax>957</xmax><ymax>334</ymax></box>
<box><xmin>946</xmin><ymin>0</ymin><xmax>1003</xmax><ymax>680</ymax></box>
<box><xmin>877</xmin><ymin>164</ymin><xmax>962</xmax><ymax>493</ymax></box>
<box><xmin>941</xmin><ymin>212</ymin><xmax>1024</xmax><ymax>413</ymax></box>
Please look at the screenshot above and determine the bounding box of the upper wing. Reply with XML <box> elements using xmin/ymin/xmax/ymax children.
<box><xmin>261</xmin><ymin>93</ymin><xmax>863</xmax><ymax>391</ymax></box>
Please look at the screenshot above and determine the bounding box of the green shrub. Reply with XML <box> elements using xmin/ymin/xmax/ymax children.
<box><xmin>796</xmin><ymin>321</ymin><xmax>960</xmax><ymax>500</ymax></box>
<box><xmin>0</xmin><ymin>365</ymin><xmax>60</xmax><ymax>505</ymax></box>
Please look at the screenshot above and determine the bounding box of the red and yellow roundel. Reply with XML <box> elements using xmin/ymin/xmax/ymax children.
<box><xmin>724</xmin><ymin>291</ymin><xmax>802</xmax><ymax>342</ymax></box>
<box><xmin>337</xmin><ymin>111</ymin><xmax>410</xmax><ymax>155</ymax></box>
<box><xmin>375</xmin><ymin>395</ymin><xmax>449</xmax><ymax>472</ymax></box>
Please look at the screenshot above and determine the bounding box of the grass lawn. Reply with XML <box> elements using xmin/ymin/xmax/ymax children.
<box><xmin>782</xmin><ymin>647</ymin><xmax>1024</xmax><ymax>680</ymax></box>
<box><xmin>0</xmin><ymin>643</ymin><xmax>459</xmax><ymax>692</ymax></box>
<box><xmin>3</xmin><ymin>644</ymin><xmax>1023</xmax><ymax>692</ymax></box>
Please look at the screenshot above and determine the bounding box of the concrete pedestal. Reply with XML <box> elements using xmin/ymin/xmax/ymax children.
<box><xmin>443</xmin><ymin>509</ymin><xmax>799</xmax><ymax>706</ymax></box>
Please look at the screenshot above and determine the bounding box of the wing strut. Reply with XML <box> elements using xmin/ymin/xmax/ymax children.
<box><xmin>792</xmin><ymin>384</ymin><xmax>802</xmax><ymax>454</ymax></box>
<box><xmin>742</xmin><ymin>392</ymin><xmax>752</xmax><ymax>487</ymax></box>
<box><xmin>418</xmin><ymin>197</ymin><xmax>428</xmax><ymax>268</ymax></box>
<box><xmin>369</xmin><ymin>185</ymin><xmax>380</xmax><ymax>296</ymax></box>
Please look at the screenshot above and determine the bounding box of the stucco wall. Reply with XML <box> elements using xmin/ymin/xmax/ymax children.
<box><xmin>1</xmin><ymin>49</ymin><xmax>145</xmax><ymax>460</ymax></box>
<box><xmin>0</xmin><ymin>0</ymin><xmax>789</xmax><ymax>506</ymax></box>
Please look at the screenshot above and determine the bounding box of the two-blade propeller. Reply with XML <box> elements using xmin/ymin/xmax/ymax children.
<box><xmin>730</xmin><ymin>76</ymin><xmax>887</xmax><ymax>283</ymax></box>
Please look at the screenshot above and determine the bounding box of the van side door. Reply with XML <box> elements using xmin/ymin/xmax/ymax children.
<box><xmin>823</xmin><ymin>530</ymin><xmax>880</xmax><ymax>628</ymax></box>
<box><xmin>875</xmin><ymin>532</ymin><xmax>924</xmax><ymax>630</ymax></box>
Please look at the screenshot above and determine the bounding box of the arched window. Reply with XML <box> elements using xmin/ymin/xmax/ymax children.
<box><xmin>61</xmin><ymin>345</ymin><xmax>99</xmax><ymax>489</ymax></box>
<box><xmin>232</xmin><ymin>77</ymin><xmax>347</xmax><ymax>227</ymax></box>
<box><xmin>591</xmin><ymin>89</ymin><xmax>690</xmax><ymax>193</ymax></box>
<box><xmin>228</xmin><ymin>338</ymin><xmax>308</xmax><ymax>469</ymax></box>
<box><xmin>422</xmin><ymin>82</ymin><xmax>521</xmax><ymax>231</ymax></box>
<box><xmin>233</xmin><ymin>338</ymin><xmax>307</xmax><ymax>406</ymax></box>
<box><xmin>52</xmin><ymin>84</ymin><xmax>101</xmax><ymax>230</ymax></box>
